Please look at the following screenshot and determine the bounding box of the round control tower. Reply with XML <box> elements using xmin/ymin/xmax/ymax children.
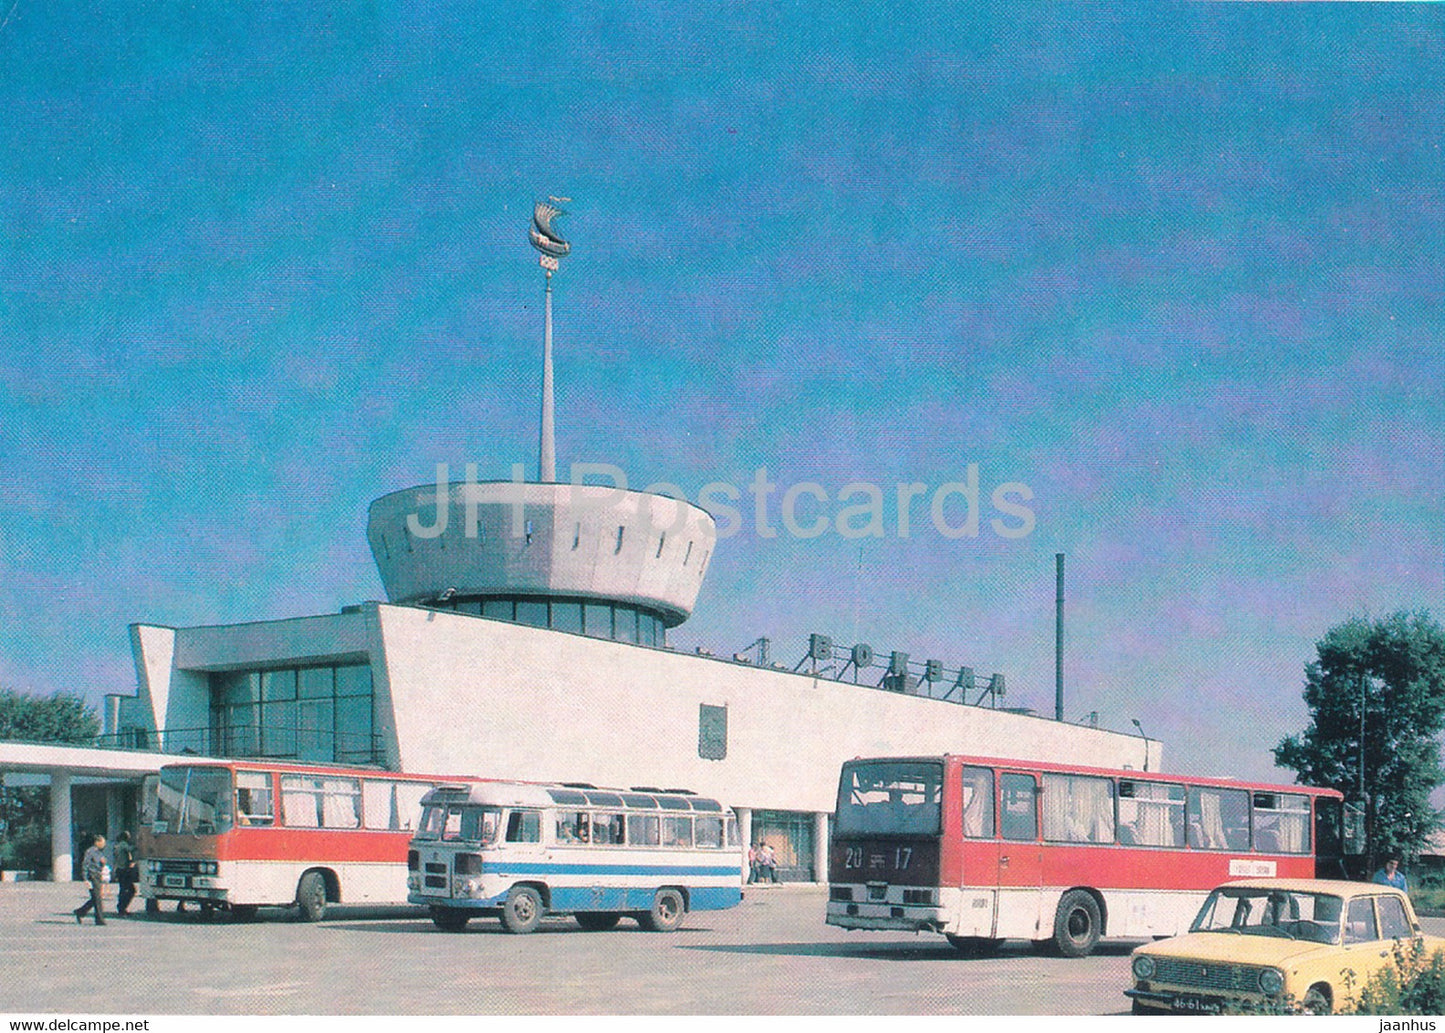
<box><xmin>366</xmin><ymin>481</ymin><xmax>715</xmax><ymax>643</ymax></box>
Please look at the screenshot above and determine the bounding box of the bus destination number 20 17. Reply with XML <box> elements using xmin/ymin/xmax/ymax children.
<box><xmin>843</xmin><ymin>846</ymin><xmax>913</xmax><ymax>870</ymax></box>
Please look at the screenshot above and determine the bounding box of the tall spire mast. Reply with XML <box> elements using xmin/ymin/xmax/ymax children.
<box><xmin>540</xmin><ymin>271</ymin><xmax>556</xmax><ymax>483</ymax></box>
<box><xmin>529</xmin><ymin>197</ymin><xmax>571</xmax><ymax>483</ymax></box>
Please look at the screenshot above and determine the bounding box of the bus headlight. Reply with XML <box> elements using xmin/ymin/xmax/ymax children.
<box><xmin>455</xmin><ymin>877</ymin><xmax>486</xmax><ymax>899</ymax></box>
<box><xmin>200</xmin><ymin>861</ymin><xmax>219</xmax><ymax>876</ymax></box>
<box><xmin>1258</xmin><ymin>969</ymin><xmax>1284</xmax><ymax>995</ymax></box>
<box><xmin>1132</xmin><ymin>955</ymin><xmax>1156</xmax><ymax>981</ymax></box>
<box><xmin>406</xmin><ymin>873</ymin><xmax>421</xmax><ymax>892</ymax></box>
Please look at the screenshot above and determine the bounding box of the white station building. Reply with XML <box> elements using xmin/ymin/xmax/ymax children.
<box><xmin>92</xmin><ymin>470</ymin><xmax>1154</xmax><ymax>881</ymax></box>
<box><xmin>2</xmin><ymin>213</ymin><xmax>1156</xmax><ymax>881</ymax></box>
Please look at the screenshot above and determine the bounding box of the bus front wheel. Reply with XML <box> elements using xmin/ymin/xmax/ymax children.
<box><xmin>639</xmin><ymin>888</ymin><xmax>686</xmax><ymax>932</ymax></box>
<box><xmin>296</xmin><ymin>871</ymin><xmax>328</xmax><ymax>923</ymax></box>
<box><xmin>500</xmin><ymin>886</ymin><xmax>543</xmax><ymax>934</ymax></box>
<box><xmin>431</xmin><ymin>907</ymin><xmax>470</xmax><ymax>933</ymax></box>
<box><xmin>1052</xmin><ymin>890</ymin><xmax>1101</xmax><ymax>958</ymax></box>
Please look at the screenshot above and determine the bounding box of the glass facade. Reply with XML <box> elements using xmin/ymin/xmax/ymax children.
<box><xmin>210</xmin><ymin>662</ymin><xmax>377</xmax><ymax>764</ymax></box>
<box><xmin>428</xmin><ymin>595</ymin><xmax>668</xmax><ymax>648</ymax></box>
<box><xmin>752</xmin><ymin>810</ymin><xmax>817</xmax><ymax>882</ymax></box>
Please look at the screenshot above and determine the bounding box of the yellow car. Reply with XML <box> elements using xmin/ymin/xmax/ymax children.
<box><xmin>1126</xmin><ymin>878</ymin><xmax>1445</xmax><ymax>1014</ymax></box>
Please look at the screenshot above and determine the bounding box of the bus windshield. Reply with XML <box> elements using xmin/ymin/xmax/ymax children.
<box><xmin>1190</xmin><ymin>887</ymin><xmax>1343</xmax><ymax>944</ymax></box>
<box><xmin>415</xmin><ymin>804</ymin><xmax>502</xmax><ymax>845</ymax></box>
<box><xmin>835</xmin><ymin>761</ymin><xmax>942</xmax><ymax>836</ymax></box>
<box><xmin>154</xmin><ymin>767</ymin><xmax>233</xmax><ymax>835</ymax></box>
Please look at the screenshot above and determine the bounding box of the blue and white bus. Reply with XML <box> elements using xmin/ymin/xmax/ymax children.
<box><xmin>407</xmin><ymin>780</ymin><xmax>745</xmax><ymax>932</ymax></box>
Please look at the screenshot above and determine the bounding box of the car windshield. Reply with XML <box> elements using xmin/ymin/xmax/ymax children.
<box><xmin>415</xmin><ymin>804</ymin><xmax>501</xmax><ymax>845</ymax></box>
<box><xmin>1190</xmin><ymin>888</ymin><xmax>1343</xmax><ymax>944</ymax></box>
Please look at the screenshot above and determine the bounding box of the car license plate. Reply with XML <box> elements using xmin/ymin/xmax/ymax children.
<box><xmin>1172</xmin><ymin>995</ymin><xmax>1222</xmax><ymax>1015</ymax></box>
<box><xmin>163</xmin><ymin>875</ymin><xmax>186</xmax><ymax>888</ymax></box>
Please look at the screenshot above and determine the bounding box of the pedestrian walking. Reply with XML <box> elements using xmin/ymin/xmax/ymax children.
<box><xmin>759</xmin><ymin>841</ymin><xmax>779</xmax><ymax>884</ymax></box>
<box><xmin>112</xmin><ymin>831</ymin><xmax>138</xmax><ymax>916</ymax></box>
<box><xmin>73</xmin><ymin>834</ymin><xmax>110</xmax><ymax>926</ymax></box>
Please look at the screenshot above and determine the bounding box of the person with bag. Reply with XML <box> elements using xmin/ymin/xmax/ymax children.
<box><xmin>73</xmin><ymin>834</ymin><xmax>109</xmax><ymax>926</ymax></box>
<box><xmin>112</xmin><ymin>830</ymin><xmax>138</xmax><ymax>917</ymax></box>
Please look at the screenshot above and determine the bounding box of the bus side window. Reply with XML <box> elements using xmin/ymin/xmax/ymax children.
<box><xmin>695</xmin><ymin>816</ymin><xmax>724</xmax><ymax>848</ymax></box>
<box><xmin>999</xmin><ymin>773</ymin><xmax>1037</xmax><ymax>842</ymax></box>
<box><xmin>556</xmin><ymin>811</ymin><xmax>588</xmax><ymax>844</ymax></box>
<box><xmin>506</xmin><ymin>810</ymin><xmax>541</xmax><ymax>843</ymax></box>
<box><xmin>236</xmin><ymin>771</ymin><xmax>274</xmax><ymax>827</ymax></box>
<box><xmin>593</xmin><ymin>812</ymin><xmax>625</xmax><ymax>845</ymax></box>
<box><xmin>662</xmin><ymin>815</ymin><xmax>693</xmax><ymax>848</ymax></box>
<box><xmin>627</xmin><ymin>813</ymin><xmax>660</xmax><ymax>847</ymax></box>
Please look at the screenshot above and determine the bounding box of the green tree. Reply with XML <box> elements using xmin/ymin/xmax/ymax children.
<box><xmin>1274</xmin><ymin>611</ymin><xmax>1445</xmax><ymax>869</ymax></box>
<box><xmin>0</xmin><ymin>687</ymin><xmax>101</xmax><ymax>874</ymax></box>
<box><xmin>0</xmin><ymin>687</ymin><xmax>100</xmax><ymax>743</ymax></box>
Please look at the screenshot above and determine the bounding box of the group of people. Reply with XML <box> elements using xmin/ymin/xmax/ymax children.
<box><xmin>747</xmin><ymin>841</ymin><xmax>778</xmax><ymax>884</ymax></box>
<box><xmin>71</xmin><ymin>830</ymin><xmax>139</xmax><ymax>926</ymax></box>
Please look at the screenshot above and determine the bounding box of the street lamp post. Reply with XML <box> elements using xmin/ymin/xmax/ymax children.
<box><xmin>1131</xmin><ymin>718</ymin><xmax>1150</xmax><ymax>772</ymax></box>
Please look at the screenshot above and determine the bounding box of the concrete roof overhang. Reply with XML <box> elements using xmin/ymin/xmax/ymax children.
<box><xmin>0</xmin><ymin>741</ymin><xmax>174</xmax><ymax>781</ymax></box>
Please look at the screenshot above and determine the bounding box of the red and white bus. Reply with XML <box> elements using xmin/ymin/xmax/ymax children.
<box><xmin>137</xmin><ymin>760</ymin><xmax>473</xmax><ymax>921</ymax></box>
<box><xmin>826</xmin><ymin>754</ymin><xmax>1351</xmax><ymax>957</ymax></box>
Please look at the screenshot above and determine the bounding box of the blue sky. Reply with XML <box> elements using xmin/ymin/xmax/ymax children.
<box><xmin>1</xmin><ymin>4</ymin><xmax>1441</xmax><ymax>784</ymax></box>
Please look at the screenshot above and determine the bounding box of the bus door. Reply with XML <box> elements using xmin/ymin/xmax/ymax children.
<box><xmin>994</xmin><ymin>771</ymin><xmax>1044</xmax><ymax>939</ymax></box>
<box><xmin>953</xmin><ymin>765</ymin><xmax>999</xmax><ymax>938</ymax></box>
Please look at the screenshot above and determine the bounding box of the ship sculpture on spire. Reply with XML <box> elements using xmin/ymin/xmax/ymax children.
<box><xmin>530</xmin><ymin>198</ymin><xmax>571</xmax><ymax>271</ymax></box>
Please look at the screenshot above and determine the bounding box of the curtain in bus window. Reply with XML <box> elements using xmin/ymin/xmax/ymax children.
<box><xmin>1190</xmin><ymin>787</ymin><xmax>1249</xmax><ymax>850</ymax></box>
<box><xmin>1253</xmin><ymin>793</ymin><xmax>1310</xmax><ymax>854</ymax></box>
<box><xmin>393</xmin><ymin>783</ymin><xmax>429</xmax><ymax>832</ymax></box>
<box><xmin>321</xmin><ymin>778</ymin><xmax>361</xmax><ymax>828</ymax></box>
<box><xmin>961</xmin><ymin>767</ymin><xmax>994</xmax><ymax>838</ymax></box>
<box><xmin>1042</xmin><ymin>775</ymin><xmax>1115</xmax><ymax>844</ymax></box>
<box><xmin>369</xmin><ymin>781</ymin><xmax>419</xmax><ymax>831</ymax></box>
<box><xmin>1192</xmin><ymin>790</ymin><xmax>1225</xmax><ymax>848</ymax></box>
<box><xmin>281</xmin><ymin>776</ymin><xmax>321</xmax><ymax>828</ymax></box>
<box><xmin>1119</xmin><ymin>782</ymin><xmax>1185</xmax><ymax>847</ymax></box>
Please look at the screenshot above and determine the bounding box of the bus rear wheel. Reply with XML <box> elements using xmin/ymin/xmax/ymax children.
<box><xmin>575</xmin><ymin>912</ymin><xmax>621</xmax><ymax>931</ymax></box>
<box><xmin>639</xmin><ymin>888</ymin><xmax>686</xmax><ymax>932</ymax></box>
<box><xmin>295</xmin><ymin>871</ymin><xmax>327</xmax><ymax>923</ymax></box>
<box><xmin>431</xmin><ymin>907</ymin><xmax>470</xmax><ymax>932</ymax></box>
<box><xmin>1052</xmin><ymin>890</ymin><xmax>1101</xmax><ymax>957</ymax></box>
<box><xmin>500</xmin><ymin>886</ymin><xmax>543</xmax><ymax>934</ymax></box>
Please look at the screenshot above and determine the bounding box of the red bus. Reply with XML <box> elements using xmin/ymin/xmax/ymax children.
<box><xmin>825</xmin><ymin>754</ymin><xmax>1350</xmax><ymax>957</ymax></box>
<box><xmin>137</xmin><ymin>760</ymin><xmax>473</xmax><ymax>921</ymax></box>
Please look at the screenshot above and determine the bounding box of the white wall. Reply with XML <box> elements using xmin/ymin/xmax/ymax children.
<box><xmin>375</xmin><ymin>604</ymin><xmax>1155</xmax><ymax>813</ymax></box>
